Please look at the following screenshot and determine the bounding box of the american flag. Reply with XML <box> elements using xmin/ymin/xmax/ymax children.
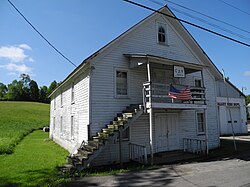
<box><xmin>168</xmin><ymin>84</ymin><xmax>192</xmax><ymax>100</ymax></box>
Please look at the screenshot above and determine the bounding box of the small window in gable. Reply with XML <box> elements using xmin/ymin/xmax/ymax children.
<box><xmin>157</xmin><ymin>23</ymin><xmax>167</xmax><ymax>45</ymax></box>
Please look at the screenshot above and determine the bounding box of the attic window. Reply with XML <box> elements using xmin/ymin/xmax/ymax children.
<box><xmin>157</xmin><ymin>23</ymin><xmax>167</xmax><ymax>45</ymax></box>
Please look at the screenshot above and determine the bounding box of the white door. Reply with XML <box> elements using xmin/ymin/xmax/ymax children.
<box><xmin>227</xmin><ymin>107</ymin><xmax>241</xmax><ymax>134</ymax></box>
<box><xmin>155</xmin><ymin>113</ymin><xmax>179</xmax><ymax>152</ymax></box>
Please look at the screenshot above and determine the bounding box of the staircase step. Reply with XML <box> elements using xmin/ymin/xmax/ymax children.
<box><xmin>107</xmin><ymin>124</ymin><xmax>119</xmax><ymax>130</ymax></box>
<box><xmin>87</xmin><ymin>140</ymin><xmax>101</xmax><ymax>148</ymax></box>
<box><xmin>123</xmin><ymin>112</ymin><xmax>133</xmax><ymax>119</ymax></box>
<box><xmin>82</xmin><ymin>145</ymin><xmax>96</xmax><ymax>152</ymax></box>
<box><xmin>98</xmin><ymin>132</ymin><xmax>109</xmax><ymax>139</ymax></box>
<box><xmin>102</xmin><ymin>128</ymin><xmax>114</xmax><ymax>134</ymax></box>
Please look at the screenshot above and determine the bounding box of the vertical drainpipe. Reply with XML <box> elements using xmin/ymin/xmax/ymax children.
<box><xmin>147</xmin><ymin>59</ymin><xmax>154</xmax><ymax>165</ymax></box>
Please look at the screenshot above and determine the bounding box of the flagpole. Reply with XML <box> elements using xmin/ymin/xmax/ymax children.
<box><xmin>222</xmin><ymin>69</ymin><xmax>237</xmax><ymax>151</ymax></box>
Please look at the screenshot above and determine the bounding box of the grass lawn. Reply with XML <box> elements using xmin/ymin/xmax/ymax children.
<box><xmin>0</xmin><ymin>130</ymin><xmax>69</xmax><ymax>186</ymax></box>
<box><xmin>0</xmin><ymin>101</ymin><xmax>49</xmax><ymax>154</ymax></box>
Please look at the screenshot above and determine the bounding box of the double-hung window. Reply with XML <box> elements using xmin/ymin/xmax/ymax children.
<box><xmin>197</xmin><ymin>112</ymin><xmax>205</xmax><ymax>134</ymax></box>
<box><xmin>157</xmin><ymin>22</ymin><xmax>168</xmax><ymax>45</ymax></box>
<box><xmin>116</xmin><ymin>70</ymin><xmax>128</xmax><ymax>97</ymax></box>
<box><xmin>71</xmin><ymin>82</ymin><xmax>75</xmax><ymax>103</ymax></box>
<box><xmin>71</xmin><ymin>116</ymin><xmax>74</xmax><ymax>140</ymax></box>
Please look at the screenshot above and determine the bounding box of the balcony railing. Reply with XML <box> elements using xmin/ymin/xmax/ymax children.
<box><xmin>143</xmin><ymin>82</ymin><xmax>206</xmax><ymax>109</ymax></box>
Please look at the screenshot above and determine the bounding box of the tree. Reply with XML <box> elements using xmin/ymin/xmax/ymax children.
<box><xmin>29</xmin><ymin>80</ymin><xmax>39</xmax><ymax>101</ymax></box>
<box><xmin>39</xmin><ymin>85</ymin><xmax>49</xmax><ymax>103</ymax></box>
<box><xmin>7</xmin><ymin>80</ymin><xmax>23</xmax><ymax>101</ymax></box>
<box><xmin>0</xmin><ymin>83</ymin><xmax>7</xmax><ymax>100</ymax></box>
<box><xmin>246</xmin><ymin>95</ymin><xmax>250</xmax><ymax>105</ymax></box>
<box><xmin>48</xmin><ymin>80</ymin><xmax>58</xmax><ymax>95</ymax></box>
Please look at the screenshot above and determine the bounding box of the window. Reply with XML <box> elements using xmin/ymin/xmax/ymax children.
<box><xmin>195</xmin><ymin>79</ymin><xmax>202</xmax><ymax>87</ymax></box>
<box><xmin>71</xmin><ymin>116</ymin><xmax>74</xmax><ymax>140</ymax></box>
<box><xmin>71</xmin><ymin>82</ymin><xmax>75</xmax><ymax>103</ymax></box>
<box><xmin>52</xmin><ymin>117</ymin><xmax>55</xmax><ymax>132</ymax></box>
<box><xmin>60</xmin><ymin>116</ymin><xmax>63</xmax><ymax>135</ymax></box>
<box><xmin>197</xmin><ymin>112</ymin><xmax>205</xmax><ymax>134</ymax></box>
<box><xmin>54</xmin><ymin>97</ymin><xmax>56</xmax><ymax>110</ymax></box>
<box><xmin>157</xmin><ymin>23</ymin><xmax>167</xmax><ymax>44</ymax></box>
<box><xmin>116</xmin><ymin>70</ymin><xmax>128</xmax><ymax>96</ymax></box>
<box><xmin>60</xmin><ymin>91</ymin><xmax>63</xmax><ymax>107</ymax></box>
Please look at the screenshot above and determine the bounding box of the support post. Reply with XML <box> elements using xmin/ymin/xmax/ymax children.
<box><xmin>149</xmin><ymin>108</ymin><xmax>154</xmax><ymax>165</ymax></box>
<box><xmin>119</xmin><ymin>127</ymin><xmax>123</xmax><ymax>168</ymax></box>
<box><xmin>205</xmin><ymin>109</ymin><xmax>209</xmax><ymax>154</ymax></box>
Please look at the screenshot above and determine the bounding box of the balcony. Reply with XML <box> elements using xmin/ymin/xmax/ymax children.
<box><xmin>143</xmin><ymin>82</ymin><xmax>206</xmax><ymax>109</ymax></box>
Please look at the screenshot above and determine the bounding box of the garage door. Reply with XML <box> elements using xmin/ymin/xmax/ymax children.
<box><xmin>227</xmin><ymin>107</ymin><xmax>241</xmax><ymax>134</ymax></box>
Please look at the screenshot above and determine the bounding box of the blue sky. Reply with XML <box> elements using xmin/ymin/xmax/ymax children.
<box><xmin>0</xmin><ymin>0</ymin><xmax>250</xmax><ymax>94</ymax></box>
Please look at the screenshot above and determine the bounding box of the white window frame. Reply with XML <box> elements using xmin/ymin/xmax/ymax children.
<box><xmin>196</xmin><ymin>112</ymin><xmax>205</xmax><ymax>135</ymax></box>
<box><xmin>156</xmin><ymin>22</ymin><xmax>168</xmax><ymax>45</ymax></box>
<box><xmin>71</xmin><ymin>82</ymin><xmax>75</xmax><ymax>104</ymax></box>
<box><xmin>115</xmin><ymin>69</ymin><xmax>129</xmax><ymax>98</ymax></box>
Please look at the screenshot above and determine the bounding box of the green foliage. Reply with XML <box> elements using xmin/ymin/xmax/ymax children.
<box><xmin>0</xmin><ymin>130</ymin><xmax>69</xmax><ymax>186</ymax></box>
<box><xmin>246</xmin><ymin>95</ymin><xmax>250</xmax><ymax>105</ymax></box>
<box><xmin>0</xmin><ymin>101</ymin><xmax>49</xmax><ymax>154</ymax></box>
<box><xmin>48</xmin><ymin>80</ymin><xmax>58</xmax><ymax>95</ymax></box>
<box><xmin>0</xmin><ymin>74</ymin><xmax>57</xmax><ymax>103</ymax></box>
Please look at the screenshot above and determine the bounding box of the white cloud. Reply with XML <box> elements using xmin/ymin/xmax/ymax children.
<box><xmin>243</xmin><ymin>71</ymin><xmax>250</xmax><ymax>77</ymax></box>
<box><xmin>19</xmin><ymin>44</ymin><xmax>32</xmax><ymax>50</ymax></box>
<box><xmin>0</xmin><ymin>44</ymin><xmax>32</xmax><ymax>63</ymax></box>
<box><xmin>0</xmin><ymin>63</ymin><xmax>32</xmax><ymax>74</ymax></box>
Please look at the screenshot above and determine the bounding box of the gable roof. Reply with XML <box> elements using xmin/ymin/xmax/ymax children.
<box><xmin>50</xmin><ymin>5</ymin><xmax>238</xmax><ymax>97</ymax></box>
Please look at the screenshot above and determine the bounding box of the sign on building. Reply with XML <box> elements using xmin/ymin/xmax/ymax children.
<box><xmin>174</xmin><ymin>66</ymin><xmax>185</xmax><ymax>78</ymax></box>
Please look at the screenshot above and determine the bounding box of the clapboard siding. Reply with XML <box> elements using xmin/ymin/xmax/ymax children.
<box><xmin>216</xmin><ymin>81</ymin><xmax>242</xmax><ymax>98</ymax></box>
<box><xmin>50</xmin><ymin>65</ymin><xmax>90</xmax><ymax>152</ymax></box>
<box><xmin>203</xmin><ymin>69</ymin><xmax>220</xmax><ymax>149</ymax></box>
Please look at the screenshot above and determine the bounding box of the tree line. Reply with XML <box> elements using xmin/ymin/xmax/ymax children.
<box><xmin>0</xmin><ymin>74</ymin><xmax>58</xmax><ymax>103</ymax></box>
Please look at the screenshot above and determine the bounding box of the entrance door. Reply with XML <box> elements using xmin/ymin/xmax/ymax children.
<box><xmin>155</xmin><ymin>113</ymin><xmax>179</xmax><ymax>152</ymax></box>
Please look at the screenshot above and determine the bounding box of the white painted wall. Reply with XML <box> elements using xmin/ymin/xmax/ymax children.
<box><xmin>50</xmin><ymin>66</ymin><xmax>90</xmax><ymax>152</ymax></box>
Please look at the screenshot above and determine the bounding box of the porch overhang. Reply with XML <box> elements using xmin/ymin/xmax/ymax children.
<box><xmin>124</xmin><ymin>53</ymin><xmax>206</xmax><ymax>73</ymax></box>
<box><xmin>146</xmin><ymin>102</ymin><xmax>207</xmax><ymax>109</ymax></box>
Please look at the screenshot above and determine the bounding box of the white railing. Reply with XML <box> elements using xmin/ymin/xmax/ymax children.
<box><xmin>129</xmin><ymin>143</ymin><xmax>147</xmax><ymax>164</ymax></box>
<box><xmin>143</xmin><ymin>82</ymin><xmax>206</xmax><ymax>108</ymax></box>
<box><xmin>183</xmin><ymin>138</ymin><xmax>206</xmax><ymax>154</ymax></box>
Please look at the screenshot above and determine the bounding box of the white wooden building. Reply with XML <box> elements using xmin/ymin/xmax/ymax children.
<box><xmin>49</xmin><ymin>6</ymin><xmax>246</xmax><ymax>167</ymax></box>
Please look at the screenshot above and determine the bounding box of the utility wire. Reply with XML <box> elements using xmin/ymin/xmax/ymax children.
<box><xmin>169</xmin><ymin>6</ymin><xmax>250</xmax><ymax>42</ymax></box>
<box><xmin>149</xmin><ymin>0</ymin><xmax>250</xmax><ymax>41</ymax></box>
<box><xmin>123</xmin><ymin>0</ymin><xmax>250</xmax><ymax>48</ymax></box>
<box><xmin>164</xmin><ymin>0</ymin><xmax>250</xmax><ymax>35</ymax></box>
<box><xmin>218</xmin><ymin>0</ymin><xmax>250</xmax><ymax>16</ymax></box>
<box><xmin>7</xmin><ymin>0</ymin><xmax>77</xmax><ymax>68</ymax></box>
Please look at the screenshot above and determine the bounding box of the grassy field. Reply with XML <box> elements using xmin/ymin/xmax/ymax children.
<box><xmin>0</xmin><ymin>130</ymin><xmax>69</xmax><ymax>186</ymax></box>
<box><xmin>0</xmin><ymin>101</ymin><xmax>49</xmax><ymax>154</ymax></box>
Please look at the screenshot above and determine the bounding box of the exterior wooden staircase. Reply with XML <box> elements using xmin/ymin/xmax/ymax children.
<box><xmin>64</xmin><ymin>104</ymin><xmax>144</xmax><ymax>173</ymax></box>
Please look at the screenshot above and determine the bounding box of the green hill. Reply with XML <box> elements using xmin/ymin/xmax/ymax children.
<box><xmin>0</xmin><ymin>101</ymin><xmax>50</xmax><ymax>154</ymax></box>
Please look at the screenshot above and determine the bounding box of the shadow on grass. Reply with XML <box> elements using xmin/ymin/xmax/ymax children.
<box><xmin>0</xmin><ymin>167</ymin><xmax>69</xmax><ymax>187</ymax></box>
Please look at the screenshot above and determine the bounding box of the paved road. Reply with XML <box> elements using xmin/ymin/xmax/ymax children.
<box><xmin>67</xmin><ymin>152</ymin><xmax>250</xmax><ymax>187</ymax></box>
